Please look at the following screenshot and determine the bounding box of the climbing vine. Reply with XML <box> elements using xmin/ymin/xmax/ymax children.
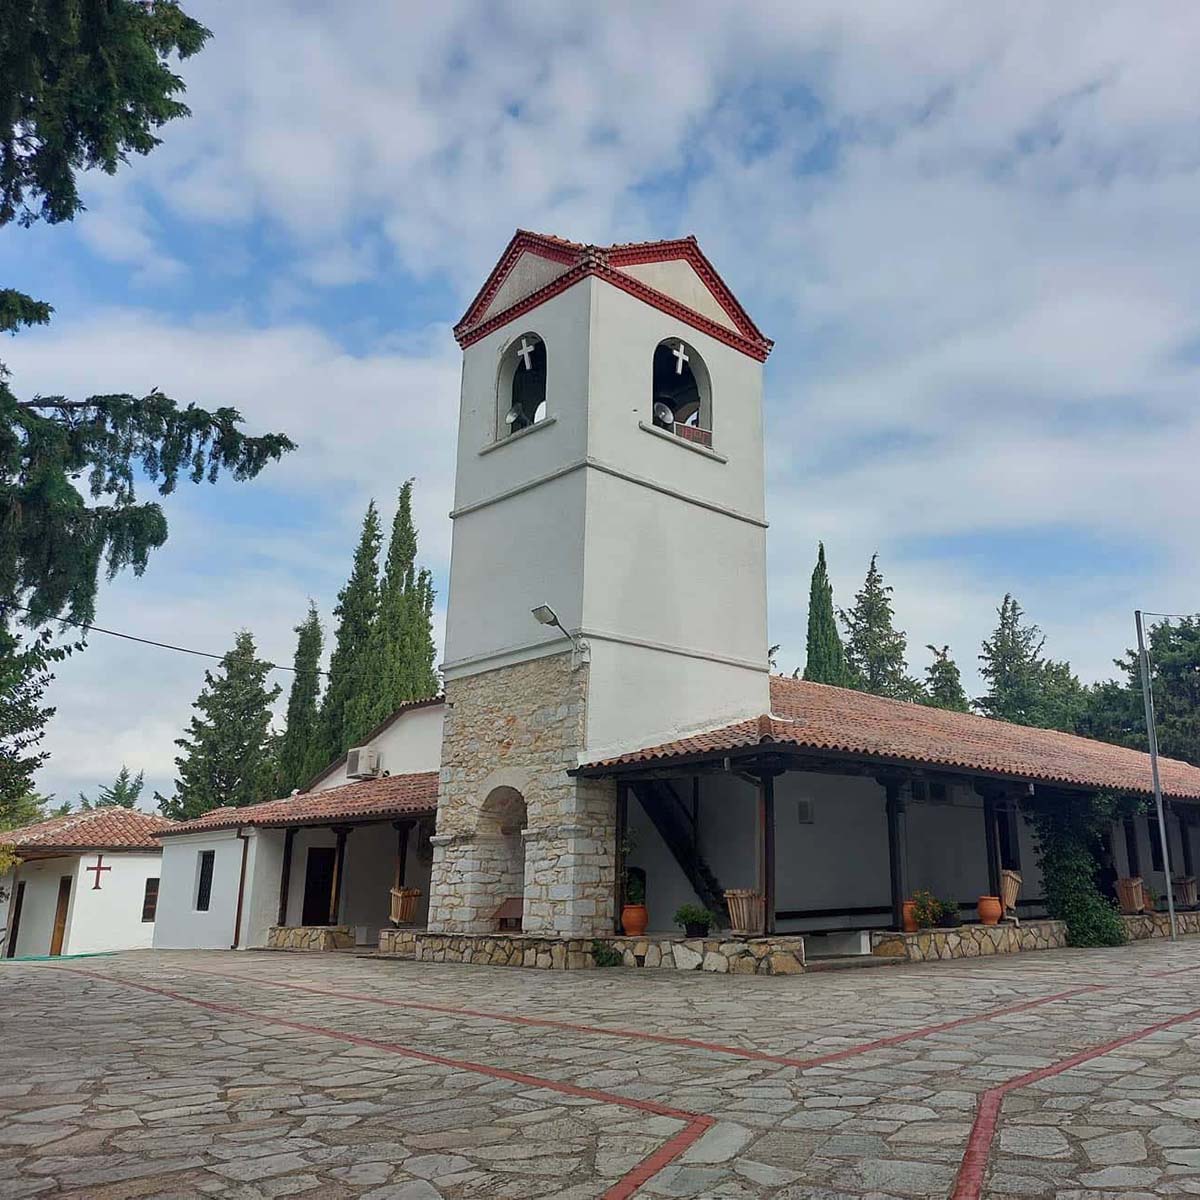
<box><xmin>1021</xmin><ymin>790</ymin><xmax>1135</xmax><ymax>947</ymax></box>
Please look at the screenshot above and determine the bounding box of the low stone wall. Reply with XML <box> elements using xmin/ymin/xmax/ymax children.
<box><xmin>870</xmin><ymin>919</ymin><xmax>1067</xmax><ymax>962</ymax></box>
<box><xmin>376</xmin><ymin>929</ymin><xmax>806</xmax><ymax>973</ymax></box>
<box><xmin>266</xmin><ymin>925</ymin><xmax>355</xmax><ymax>952</ymax></box>
<box><xmin>1121</xmin><ymin>910</ymin><xmax>1200</xmax><ymax>940</ymax></box>
<box><xmin>377</xmin><ymin>928</ymin><xmax>419</xmax><ymax>956</ymax></box>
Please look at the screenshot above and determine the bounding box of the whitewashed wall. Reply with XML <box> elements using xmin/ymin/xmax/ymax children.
<box><xmin>238</xmin><ymin>828</ymin><xmax>286</xmax><ymax>949</ymax></box>
<box><xmin>626</xmin><ymin>770</ymin><xmax>1052</xmax><ymax>935</ymax></box>
<box><xmin>314</xmin><ymin>704</ymin><xmax>444</xmax><ymax>790</ymax></box>
<box><xmin>153</xmin><ymin>829</ymin><xmax>243</xmax><ymax>950</ymax></box>
<box><xmin>3</xmin><ymin>857</ymin><xmax>77</xmax><ymax>956</ymax></box>
<box><xmin>64</xmin><ymin>852</ymin><xmax>161</xmax><ymax>954</ymax></box>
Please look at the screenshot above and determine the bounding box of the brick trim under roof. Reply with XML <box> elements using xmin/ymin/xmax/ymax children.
<box><xmin>157</xmin><ymin>771</ymin><xmax>439</xmax><ymax>837</ymax></box>
<box><xmin>453</xmin><ymin>231</ymin><xmax>773</xmax><ymax>361</ymax></box>
<box><xmin>579</xmin><ymin>676</ymin><xmax>1200</xmax><ymax>801</ymax></box>
<box><xmin>2</xmin><ymin>808</ymin><xmax>176</xmax><ymax>853</ymax></box>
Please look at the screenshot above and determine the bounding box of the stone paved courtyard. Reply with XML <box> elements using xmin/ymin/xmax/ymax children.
<box><xmin>4</xmin><ymin>940</ymin><xmax>1200</xmax><ymax>1199</ymax></box>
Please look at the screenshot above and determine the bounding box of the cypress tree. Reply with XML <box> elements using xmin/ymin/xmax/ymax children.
<box><xmin>306</xmin><ymin>502</ymin><xmax>382</xmax><ymax>776</ymax></box>
<box><xmin>923</xmin><ymin>645</ymin><xmax>970</xmax><ymax>712</ymax></box>
<box><xmin>802</xmin><ymin>543</ymin><xmax>849</xmax><ymax>686</ymax></box>
<box><xmin>157</xmin><ymin>631</ymin><xmax>280</xmax><ymax>820</ymax></box>
<box><xmin>976</xmin><ymin>594</ymin><xmax>1046</xmax><ymax>724</ymax></box>
<box><xmin>839</xmin><ymin>554</ymin><xmax>923</xmax><ymax>700</ymax></box>
<box><xmin>275</xmin><ymin>603</ymin><xmax>323</xmax><ymax>795</ymax></box>
<box><xmin>345</xmin><ymin>481</ymin><xmax>438</xmax><ymax>742</ymax></box>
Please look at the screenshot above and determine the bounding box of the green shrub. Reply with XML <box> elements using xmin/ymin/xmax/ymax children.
<box><xmin>1023</xmin><ymin>791</ymin><xmax>1127</xmax><ymax>947</ymax></box>
<box><xmin>911</xmin><ymin>889</ymin><xmax>941</xmax><ymax>928</ymax></box>
<box><xmin>673</xmin><ymin>904</ymin><xmax>715</xmax><ymax>931</ymax></box>
<box><xmin>591</xmin><ymin>940</ymin><xmax>623</xmax><ymax>967</ymax></box>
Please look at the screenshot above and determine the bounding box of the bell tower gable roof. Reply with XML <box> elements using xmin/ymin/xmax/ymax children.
<box><xmin>454</xmin><ymin>231</ymin><xmax>772</xmax><ymax>361</ymax></box>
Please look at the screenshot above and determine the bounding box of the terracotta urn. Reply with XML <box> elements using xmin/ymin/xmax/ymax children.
<box><xmin>621</xmin><ymin>904</ymin><xmax>649</xmax><ymax>937</ymax></box>
<box><xmin>902</xmin><ymin>899</ymin><xmax>918</xmax><ymax>933</ymax></box>
<box><xmin>977</xmin><ymin>895</ymin><xmax>1002</xmax><ymax>926</ymax></box>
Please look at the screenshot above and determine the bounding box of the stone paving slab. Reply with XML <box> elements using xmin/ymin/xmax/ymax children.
<box><xmin>3</xmin><ymin>939</ymin><xmax>1200</xmax><ymax>1197</ymax></box>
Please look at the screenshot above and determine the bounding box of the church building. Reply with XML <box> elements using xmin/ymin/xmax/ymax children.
<box><xmin>1</xmin><ymin>809</ymin><xmax>173</xmax><ymax>958</ymax></box>
<box><xmin>151</xmin><ymin>232</ymin><xmax>1200</xmax><ymax>968</ymax></box>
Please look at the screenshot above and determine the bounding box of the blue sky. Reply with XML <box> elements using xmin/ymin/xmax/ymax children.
<box><xmin>5</xmin><ymin>2</ymin><xmax>1199</xmax><ymax>804</ymax></box>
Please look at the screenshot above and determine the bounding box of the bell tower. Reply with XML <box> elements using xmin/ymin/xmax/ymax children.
<box><xmin>429</xmin><ymin>232</ymin><xmax>772</xmax><ymax>938</ymax></box>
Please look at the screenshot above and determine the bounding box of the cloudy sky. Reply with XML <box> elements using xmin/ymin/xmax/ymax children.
<box><xmin>5</xmin><ymin>3</ymin><xmax>1199</xmax><ymax>806</ymax></box>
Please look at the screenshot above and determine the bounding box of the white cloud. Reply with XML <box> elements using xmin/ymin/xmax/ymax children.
<box><xmin>11</xmin><ymin>2</ymin><xmax>1200</xmax><ymax>799</ymax></box>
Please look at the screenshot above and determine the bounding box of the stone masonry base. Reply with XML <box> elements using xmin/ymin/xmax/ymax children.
<box><xmin>377</xmin><ymin>928</ymin><xmax>806</xmax><ymax>973</ymax></box>
<box><xmin>266</xmin><ymin>925</ymin><xmax>355</xmax><ymax>952</ymax></box>
<box><xmin>870</xmin><ymin>919</ymin><xmax>1067</xmax><ymax>962</ymax></box>
<box><xmin>1121</xmin><ymin>910</ymin><xmax>1200</xmax><ymax>940</ymax></box>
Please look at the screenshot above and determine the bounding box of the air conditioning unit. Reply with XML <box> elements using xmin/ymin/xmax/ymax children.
<box><xmin>346</xmin><ymin>746</ymin><xmax>379</xmax><ymax>779</ymax></box>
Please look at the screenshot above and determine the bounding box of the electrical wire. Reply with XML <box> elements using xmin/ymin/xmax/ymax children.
<box><xmin>0</xmin><ymin>598</ymin><xmax>326</xmax><ymax>675</ymax></box>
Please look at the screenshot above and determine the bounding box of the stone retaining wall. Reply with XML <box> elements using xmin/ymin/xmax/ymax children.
<box><xmin>376</xmin><ymin>929</ymin><xmax>806</xmax><ymax>973</ymax></box>
<box><xmin>1121</xmin><ymin>910</ymin><xmax>1200</xmax><ymax>940</ymax></box>
<box><xmin>870</xmin><ymin>919</ymin><xmax>1066</xmax><ymax>962</ymax></box>
<box><xmin>266</xmin><ymin>925</ymin><xmax>355</xmax><ymax>951</ymax></box>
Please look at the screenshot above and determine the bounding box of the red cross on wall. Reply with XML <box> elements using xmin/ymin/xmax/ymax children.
<box><xmin>87</xmin><ymin>855</ymin><xmax>112</xmax><ymax>890</ymax></box>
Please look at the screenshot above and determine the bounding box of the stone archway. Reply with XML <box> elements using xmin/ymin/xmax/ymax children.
<box><xmin>478</xmin><ymin>786</ymin><xmax>528</xmax><ymax>917</ymax></box>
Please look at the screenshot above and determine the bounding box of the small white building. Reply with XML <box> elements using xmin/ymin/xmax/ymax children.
<box><xmin>153</xmin><ymin>698</ymin><xmax>442</xmax><ymax>951</ymax></box>
<box><xmin>1</xmin><ymin>809</ymin><xmax>174</xmax><ymax>958</ymax></box>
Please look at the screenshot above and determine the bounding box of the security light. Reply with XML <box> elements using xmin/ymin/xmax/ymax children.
<box><xmin>531</xmin><ymin>603</ymin><xmax>588</xmax><ymax>662</ymax></box>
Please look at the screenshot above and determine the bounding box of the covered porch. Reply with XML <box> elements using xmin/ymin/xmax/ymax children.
<box><xmin>576</xmin><ymin>676</ymin><xmax>1200</xmax><ymax>964</ymax></box>
<box><xmin>264</xmin><ymin>812</ymin><xmax>437</xmax><ymax>950</ymax></box>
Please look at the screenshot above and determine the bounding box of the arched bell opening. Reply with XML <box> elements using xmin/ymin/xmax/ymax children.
<box><xmin>651</xmin><ymin>338</ymin><xmax>712</xmax><ymax>446</ymax></box>
<box><xmin>497</xmin><ymin>333</ymin><xmax>547</xmax><ymax>438</ymax></box>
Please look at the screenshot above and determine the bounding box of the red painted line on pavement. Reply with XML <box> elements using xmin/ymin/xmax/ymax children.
<box><xmin>951</xmin><ymin>1002</ymin><xmax>1200</xmax><ymax>1200</ymax></box>
<box><xmin>56</xmin><ymin>968</ymin><xmax>710</xmax><ymax>1200</ymax></box>
<box><xmin>184</xmin><ymin>966</ymin><xmax>1099</xmax><ymax>1072</ymax></box>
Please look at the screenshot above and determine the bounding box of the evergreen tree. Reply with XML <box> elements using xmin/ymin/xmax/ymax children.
<box><xmin>839</xmin><ymin>554</ymin><xmax>922</xmax><ymax>700</ymax></box>
<box><xmin>923</xmin><ymin>645</ymin><xmax>970</xmax><ymax>712</ymax></box>
<box><xmin>975</xmin><ymin>594</ymin><xmax>1083</xmax><ymax>731</ymax></box>
<box><xmin>976</xmin><ymin>595</ymin><xmax>1045</xmax><ymax>724</ymax></box>
<box><xmin>1078</xmin><ymin>617</ymin><xmax>1200</xmax><ymax>765</ymax></box>
<box><xmin>0</xmin><ymin>626</ymin><xmax>69</xmax><ymax>813</ymax></box>
<box><xmin>345</xmin><ymin>481</ymin><xmax>439</xmax><ymax>743</ymax></box>
<box><xmin>803</xmin><ymin>543</ymin><xmax>849</xmax><ymax>686</ymax></box>
<box><xmin>306</xmin><ymin>502</ymin><xmax>382</xmax><ymax>777</ymax></box>
<box><xmin>275</xmin><ymin>603</ymin><xmax>323</xmax><ymax>795</ymax></box>
<box><xmin>157</xmin><ymin>631</ymin><xmax>280</xmax><ymax>820</ymax></box>
<box><xmin>79</xmin><ymin>765</ymin><xmax>144</xmax><ymax>809</ymax></box>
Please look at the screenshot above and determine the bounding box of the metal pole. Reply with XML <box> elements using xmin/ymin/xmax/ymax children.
<box><xmin>1137</xmin><ymin>609</ymin><xmax>1177</xmax><ymax>940</ymax></box>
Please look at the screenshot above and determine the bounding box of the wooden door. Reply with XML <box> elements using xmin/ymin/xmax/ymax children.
<box><xmin>50</xmin><ymin>875</ymin><xmax>71</xmax><ymax>956</ymax></box>
<box><xmin>301</xmin><ymin>848</ymin><xmax>336</xmax><ymax>926</ymax></box>
<box><xmin>5</xmin><ymin>881</ymin><xmax>25</xmax><ymax>958</ymax></box>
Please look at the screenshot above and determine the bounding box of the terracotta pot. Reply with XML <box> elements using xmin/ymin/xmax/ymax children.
<box><xmin>621</xmin><ymin>904</ymin><xmax>648</xmax><ymax>937</ymax></box>
<box><xmin>977</xmin><ymin>895</ymin><xmax>1002</xmax><ymax>926</ymax></box>
<box><xmin>902</xmin><ymin>899</ymin><xmax>918</xmax><ymax>933</ymax></box>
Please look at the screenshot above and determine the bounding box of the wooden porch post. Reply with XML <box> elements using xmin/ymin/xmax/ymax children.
<box><xmin>756</xmin><ymin>774</ymin><xmax>776</xmax><ymax>936</ymax></box>
<box><xmin>1179</xmin><ymin>807</ymin><xmax>1195</xmax><ymax>878</ymax></box>
<box><xmin>982</xmin><ymin>790</ymin><xmax>1002</xmax><ymax>898</ymax></box>
<box><xmin>883</xmin><ymin>778</ymin><xmax>908</xmax><ymax>931</ymax></box>
<box><xmin>329</xmin><ymin>825</ymin><xmax>351</xmax><ymax>926</ymax></box>
<box><xmin>277</xmin><ymin>826</ymin><xmax>296</xmax><ymax>927</ymax></box>
<box><xmin>614</xmin><ymin>782</ymin><xmax>628</xmax><ymax>933</ymax></box>
<box><xmin>392</xmin><ymin>820</ymin><xmax>412</xmax><ymax>891</ymax></box>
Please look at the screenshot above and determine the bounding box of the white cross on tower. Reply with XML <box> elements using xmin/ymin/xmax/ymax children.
<box><xmin>672</xmin><ymin>341</ymin><xmax>689</xmax><ymax>375</ymax></box>
<box><xmin>517</xmin><ymin>337</ymin><xmax>535</xmax><ymax>371</ymax></box>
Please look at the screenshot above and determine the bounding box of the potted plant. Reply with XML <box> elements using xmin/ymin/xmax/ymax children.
<box><xmin>621</xmin><ymin>869</ymin><xmax>648</xmax><ymax>937</ymax></box>
<box><xmin>674</xmin><ymin>904</ymin><xmax>715</xmax><ymax>939</ymax></box>
<box><xmin>901</xmin><ymin>899</ymin><xmax>918</xmax><ymax>932</ymax></box>
<box><xmin>935</xmin><ymin>898</ymin><xmax>961</xmax><ymax>929</ymax></box>
<box><xmin>911</xmin><ymin>889</ymin><xmax>940</xmax><ymax>930</ymax></box>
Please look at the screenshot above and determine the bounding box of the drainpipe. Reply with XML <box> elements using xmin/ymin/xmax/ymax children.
<box><xmin>231</xmin><ymin>828</ymin><xmax>250</xmax><ymax>950</ymax></box>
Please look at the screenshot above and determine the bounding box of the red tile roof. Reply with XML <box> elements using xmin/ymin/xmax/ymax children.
<box><xmin>581</xmin><ymin>677</ymin><xmax>1200</xmax><ymax>800</ymax></box>
<box><xmin>454</xmin><ymin>230</ymin><xmax>773</xmax><ymax>361</ymax></box>
<box><xmin>158</xmin><ymin>771</ymin><xmax>439</xmax><ymax>836</ymax></box>
<box><xmin>2</xmin><ymin>808</ymin><xmax>176</xmax><ymax>853</ymax></box>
